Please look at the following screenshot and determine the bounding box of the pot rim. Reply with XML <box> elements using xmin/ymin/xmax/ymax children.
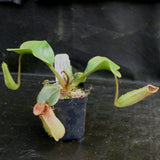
<box><xmin>55</xmin><ymin>96</ymin><xmax>88</xmax><ymax>106</ymax></box>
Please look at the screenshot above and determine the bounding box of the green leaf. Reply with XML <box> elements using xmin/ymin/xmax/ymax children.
<box><xmin>37</xmin><ymin>85</ymin><xmax>60</xmax><ymax>106</ymax></box>
<box><xmin>7</xmin><ymin>40</ymin><xmax>54</xmax><ymax>66</ymax></box>
<box><xmin>83</xmin><ymin>56</ymin><xmax>121</xmax><ymax>78</ymax></box>
<box><xmin>72</xmin><ymin>56</ymin><xmax>121</xmax><ymax>87</ymax></box>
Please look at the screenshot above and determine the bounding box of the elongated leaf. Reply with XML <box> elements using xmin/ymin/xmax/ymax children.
<box><xmin>7</xmin><ymin>40</ymin><xmax>54</xmax><ymax>66</ymax></box>
<box><xmin>37</xmin><ymin>85</ymin><xmax>60</xmax><ymax>106</ymax></box>
<box><xmin>72</xmin><ymin>56</ymin><xmax>121</xmax><ymax>87</ymax></box>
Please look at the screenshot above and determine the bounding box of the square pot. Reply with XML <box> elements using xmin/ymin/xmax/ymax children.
<box><xmin>54</xmin><ymin>97</ymin><xmax>87</xmax><ymax>141</ymax></box>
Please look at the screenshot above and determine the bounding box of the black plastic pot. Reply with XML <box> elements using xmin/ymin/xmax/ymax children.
<box><xmin>54</xmin><ymin>97</ymin><xmax>87</xmax><ymax>141</ymax></box>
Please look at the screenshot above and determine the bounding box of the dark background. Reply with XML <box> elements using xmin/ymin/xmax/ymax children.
<box><xmin>0</xmin><ymin>0</ymin><xmax>160</xmax><ymax>82</ymax></box>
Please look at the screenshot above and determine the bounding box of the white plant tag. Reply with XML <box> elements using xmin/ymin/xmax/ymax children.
<box><xmin>54</xmin><ymin>54</ymin><xmax>70</xmax><ymax>82</ymax></box>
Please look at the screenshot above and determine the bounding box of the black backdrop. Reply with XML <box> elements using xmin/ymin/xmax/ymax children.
<box><xmin>0</xmin><ymin>0</ymin><xmax>160</xmax><ymax>82</ymax></box>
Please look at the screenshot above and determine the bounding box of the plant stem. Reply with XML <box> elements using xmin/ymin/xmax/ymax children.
<box><xmin>17</xmin><ymin>54</ymin><xmax>22</xmax><ymax>87</ymax></box>
<box><xmin>48</xmin><ymin>65</ymin><xmax>66</xmax><ymax>88</ymax></box>
<box><xmin>114</xmin><ymin>74</ymin><xmax>119</xmax><ymax>106</ymax></box>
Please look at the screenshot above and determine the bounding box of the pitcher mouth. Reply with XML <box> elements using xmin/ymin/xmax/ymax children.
<box><xmin>147</xmin><ymin>85</ymin><xmax>159</xmax><ymax>93</ymax></box>
<box><xmin>33</xmin><ymin>103</ymin><xmax>49</xmax><ymax>116</ymax></box>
